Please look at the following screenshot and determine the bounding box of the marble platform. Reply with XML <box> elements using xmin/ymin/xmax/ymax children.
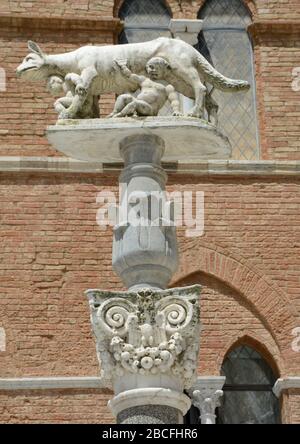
<box><xmin>47</xmin><ymin>116</ymin><xmax>232</xmax><ymax>163</ymax></box>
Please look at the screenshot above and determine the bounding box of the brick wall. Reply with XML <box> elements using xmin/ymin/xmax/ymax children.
<box><xmin>1</xmin><ymin>1</ymin><xmax>292</xmax><ymax>21</ymax></box>
<box><xmin>250</xmin><ymin>24</ymin><xmax>300</xmax><ymax>160</ymax></box>
<box><xmin>0</xmin><ymin>172</ymin><xmax>299</xmax><ymax>422</ymax></box>
<box><xmin>0</xmin><ymin>390</ymin><xmax>114</xmax><ymax>423</ymax></box>
<box><xmin>288</xmin><ymin>390</ymin><xmax>300</xmax><ymax>424</ymax></box>
<box><xmin>0</xmin><ymin>0</ymin><xmax>114</xmax><ymax>16</ymax></box>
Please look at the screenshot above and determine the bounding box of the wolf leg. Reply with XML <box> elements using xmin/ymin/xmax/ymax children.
<box><xmin>205</xmin><ymin>88</ymin><xmax>219</xmax><ymax>126</ymax></box>
<box><xmin>75</xmin><ymin>66</ymin><xmax>98</xmax><ymax>96</ymax></box>
<box><xmin>167</xmin><ymin>63</ymin><xmax>206</xmax><ymax>118</ymax></box>
<box><xmin>185</xmin><ymin>68</ymin><xmax>207</xmax><ymax>118</ymax></box>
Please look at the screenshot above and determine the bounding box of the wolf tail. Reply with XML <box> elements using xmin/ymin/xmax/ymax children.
<box><xmin>196</xmin><ymin>53</ymin><xmax>250</xmax><ymax>92</ymax></box>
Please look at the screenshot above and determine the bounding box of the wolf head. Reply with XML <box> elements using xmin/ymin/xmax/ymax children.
<box><xmin>16</xmin><ymin>41</ymin><xmax>49</xmax><ymax>81</ymax></box>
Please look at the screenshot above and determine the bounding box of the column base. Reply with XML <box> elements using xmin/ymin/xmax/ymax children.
<box><xmin>109</xmin><ymin>388</ymin><xmax>191</xmax><ymax>424</ymax></box>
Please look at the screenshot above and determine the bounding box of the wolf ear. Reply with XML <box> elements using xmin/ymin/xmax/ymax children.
<box><xmin>28</xmin><ymin>41</ymin><xmax>45</xmax><ymax>58</ymax></box>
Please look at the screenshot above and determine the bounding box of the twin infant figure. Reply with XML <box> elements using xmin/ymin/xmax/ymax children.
<box><xmin>47</xmin><ymin>57</ymin><xmax>181</xmax><ymax>119</ymax></box>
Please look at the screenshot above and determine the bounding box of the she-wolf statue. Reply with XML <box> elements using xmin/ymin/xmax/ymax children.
<box><xmin>16</xmin><ymin>37</ymin><xmax>250</xmax><ymax>120</ymax></box>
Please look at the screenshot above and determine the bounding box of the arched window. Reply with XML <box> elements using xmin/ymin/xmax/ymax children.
<box><xmin>218</xmin><ymin>345</ymin><xmax>281</xmax><ymax>424</ymax></box>
<box><xmin>118</xmin><ymin>0</ymin><xmax>172</xmax><ymax>44</ymax></box>
<box><xmin>197</xmin><ymin>0</ymin><xmax>259</xmax><ymax>160</ymax></box>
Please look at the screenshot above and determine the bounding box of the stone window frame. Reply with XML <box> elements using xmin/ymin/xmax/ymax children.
<box><xmin>217</xmin><ymin>339</ymin><xmax>281</xmax><ymax>424</ymax></box>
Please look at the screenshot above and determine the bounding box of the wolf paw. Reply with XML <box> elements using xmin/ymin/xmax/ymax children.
<box><xmin>187</xmin><ymin>108</ymin><xmax>203</xmax><ymax>119</ymax></box>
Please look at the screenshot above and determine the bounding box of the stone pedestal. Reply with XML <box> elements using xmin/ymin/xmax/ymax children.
<box><xmin>47</xmin><ymin>117</ymin><xmax>231</xmax><ymax>163</ymax></box>
<box><xmin>112</xmin><ymin>134</ymin><xmax>178</xmax><ymax>290</ymax></box>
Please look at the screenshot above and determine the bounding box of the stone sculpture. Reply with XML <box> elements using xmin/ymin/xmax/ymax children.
<box><xmin>108</xmin><ymin>58</ymin><xmax>181</xmax><ymax>118</ymax></box>
<box><xmin>47</xmin><ymin>74</ymin><xmax>100</xmax><ymax>119</ymax></box>
<box><xmin>16</xmin><ymin>38</ymin><xmax>250</xmax><ymax>120</ymax></box>
<box><xmin>87</xmin><ymin>286</ymin><xmax>201</xmax><ymax>391</ymax></box>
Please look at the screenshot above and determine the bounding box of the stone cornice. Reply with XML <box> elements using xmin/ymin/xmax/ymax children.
<box><xmin>248</xmin><ymin>20</ymin><xmax>300</xmax><ymax>44</ymax></box>
<box><xmin>0</xmin><ymin>375</ymin><xmax>224</xmax><ymax>392</ymax></box>
<box><xmin>273</xmin><ymin>377</ymin><xmax>300</xmax><ymax>398</ymax></box>
<box><xmin>0</xmin><ymin>157</ymin><xmax>299</xmax><ymax>177</ymax></box>
<box><xmin>0</xmin><ymin>13</ymin><xmax>123</xmax><ymax>34</ymax></box>
<box><xmin>0</xmin><ymin>377</ymin><xmax>106</xmax><ymax>391</ymax></box>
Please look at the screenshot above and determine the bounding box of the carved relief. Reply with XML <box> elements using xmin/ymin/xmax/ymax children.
<box><xmin>16</xmin><ymin>38</ymin><xmax>250</xmax><ymax>121</ymax></box>
<box><xmin>87</xmin><ymin>286</ymin><xmax>201</xmax><ymax>390</ymax></box>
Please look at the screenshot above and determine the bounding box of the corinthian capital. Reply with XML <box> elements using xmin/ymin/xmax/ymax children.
<box><xmin>189</xmin><ymin>376</ymin><xmax>225</xmax><ymax>424</ymax></box>
<box><xmin>86</xmin><ymin>285</ymin><xmax>201</xmax><ymax>391</ymax></box>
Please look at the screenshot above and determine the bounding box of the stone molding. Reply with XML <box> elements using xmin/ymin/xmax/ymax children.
<box><xmin>0</xmin><ymin>157</ymin><xmax>299</xmax><ymax>176</ymax></box>
<box><xmin>0</xmin><ymin>375</ymin><xmax>228</xmax><ymax>393</ymax></box>
<box><xmin>108</xmin><ymin>387</ymin><xmax>191</xmax><ymax>418</ymax></box>
<box><xmin>191</xmin><ymin>376</ymin><xmax>226</xmax><ymax>393</ymax></box>
<box><xmin>0</xmin><ymin>13</ymin><xmax>123</xmax><ymax>34</ymax></box>
<box><xmin>169</xmin><ymin>19</ymin><xmax>203</xmax><ymax>46</ymax></box>
<box><xmin>273</xmin><ymin>377</ymin><xmax>300</xmax><ymax>398</ymax></box>
<box><xmin>248</xmin><ymin>20</ymin><xmax>300</xmax><ymax>44</ymax></box>
<box><xmin>0</xmin><ymin>377</ymin><xmax>106</xmax><ymax>390</ymax></box>
<box><xmin>46</xmin><ymin>118</ymin><xmax>231</xmax><ymax>162</ymax></box>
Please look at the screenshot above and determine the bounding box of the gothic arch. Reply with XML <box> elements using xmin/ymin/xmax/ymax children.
<box><xmin>218</xmin><ymin>333</ymin><xmax>283</xmax><ymax>376</ymax></box>
<box><xmin>171</xmin><ymin>241</ymin><xmax>297</xmax><ymax>357</ymax></box>
<box><xmin>197</xmin><ymin>0</ymin><xmax>256</xmax><ymax>19</ymax></box>
<box><xmin>114</xmin><ymin>0</ymin><xmax>257</xmax><ymax>21</ymax></box>
<box><xmin>114</xmin><ymin>0</ymin><xmax>173</xmax><ymax>18</ymax></box>
<box><xmin>241</xmin><ymin>0</ymin><xmax>257</xmax><ymax>18</ymax></box>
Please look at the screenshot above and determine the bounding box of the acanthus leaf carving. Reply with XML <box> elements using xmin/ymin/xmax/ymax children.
<box><xmin>87</xmin><ymin>286</ymin><xmax>200</xmax><ymax>390</ymax></box>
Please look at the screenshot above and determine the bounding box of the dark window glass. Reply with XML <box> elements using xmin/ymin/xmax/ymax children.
<box><xmin>218</xmin><ymin>345</ymin><xmax>281</xmax><ymax>424</ymax></box>
<box><xmin>119</xmin><ymin>0</ymin><xmax>171</xmax><ymax>44</ymax></box>
<box><xmin>197</xmin><ymin>0</ymin><xmax>259</xmax><ymax>159</ymax></box>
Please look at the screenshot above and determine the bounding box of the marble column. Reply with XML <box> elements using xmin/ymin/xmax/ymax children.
<box><xmin>112</xmin><ymin>134</ymin><xmax>178</xmax><ymax>291</ymax></box>
<box><xmin>189</xmin><ymin>376</ymin><xmax>225</xmax><ymax>424</ymax></box>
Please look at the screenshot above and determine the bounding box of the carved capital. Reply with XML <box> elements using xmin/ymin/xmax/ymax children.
<box><xmin>189</xmin><ymin>376</ymin><xmax>225</xmax><ymax>424</ymax></box>
<box><xmin>87</xmin><ymin>285</ymin><xmax>201</xmax><ymax>391</ymax></box>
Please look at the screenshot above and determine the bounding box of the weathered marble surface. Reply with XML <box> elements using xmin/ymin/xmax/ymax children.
<box><xmin>112</xmin><ymin>134</ymin><xmax>178</xmax><ymax>290</ymax></box>
<box><xmin>86</xmin><ymin>285</ymin><xmax>201</xmax><ymax>392</ymax></box>
<box><xmin>117</xmin><ymin>405</ymin><xmax>179</xmax><ymax>425</ymax></box>
<box><xmin>47</xmin><ymin>116</ymin><xmax>232</xmax><ymax>162</ymax></box>
<box><xmin>108</xmin><ymin>58</ymin><xmax>181</xmax><ymax>118</ymax></box>
<box><xmin>16</xmin><ymin>38</ymin><xmax>250</xmax><ymax>120</ymax></box>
